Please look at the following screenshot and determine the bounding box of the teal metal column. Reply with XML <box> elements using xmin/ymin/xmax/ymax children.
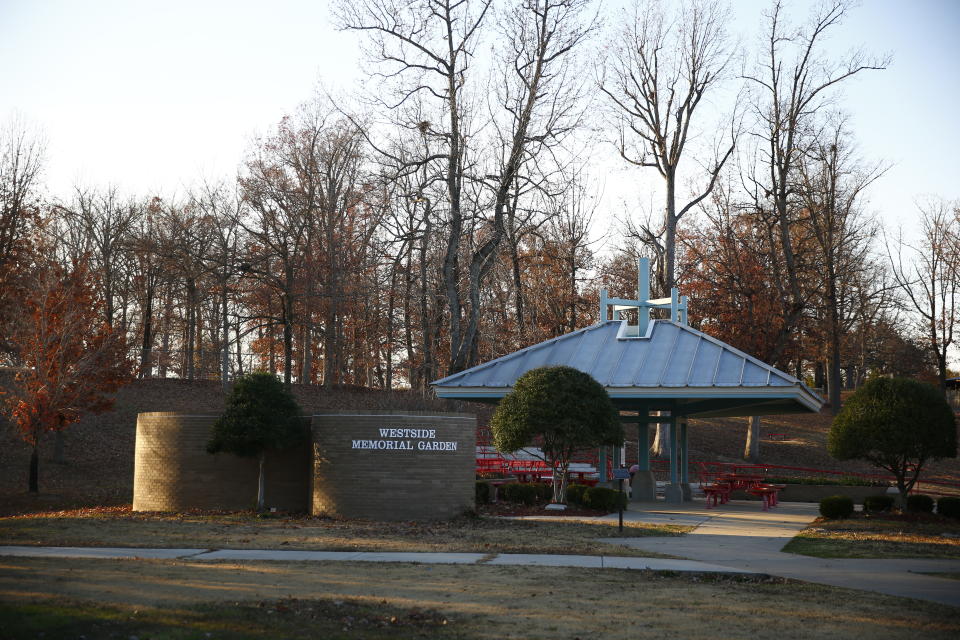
<box><xmin>680</xmin><ymin>419</ymin><xmax>689</xmax><ymax>484</ymax></box>
<box><xmin>636</xmin><ymin>423</ymin><xmax>649</xmax><ymax>471</ymax></box>
<box><xmin>665</xmin><ymin>415</ymin><xmax>683</xmax><ymax>503</ymax></box>
<box><xmin>631</xmin><ymin>419</ymin><xmax>656</xmax><ymax>502</ymax></box>
<box><xmin>668</xmin><ymin>416</ymin><xmax>678</xmax><ymax>484</ymax></box>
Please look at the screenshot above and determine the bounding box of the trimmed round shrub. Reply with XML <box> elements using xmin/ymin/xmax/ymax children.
<box><xmin>863</xmin><ymin>495</ymin><xmax>895</xmax><ymax>513</ymax></box>
<box><xmin>566</xmin><ymin>483</ymin><xmax>590</xmax><ymax>506</ymax></box>
<box><xmin>475</xmin><ymin>481</ymin><xmax>491</xmax><ymax>505</ymax></box>
<box><xmin>819</xmin><ymin>495</ymin><xmax>854</xmax><ymax>519</ymax></box>
<box><xmin>500</xmin><ymin>482</ymin><xmax>539</xmax><ymax>505</ymax></box>
<box><xmin>906</xmin><ymin>494</ymin><xmax>935</xmax><ymax>513</ymax></box>
<box><xmin>937</xmin><ymin>496</ymin><xmax>960</xmax><ymax>518</ymax></box>
<box><xmin>583</xmin><ymin>486</ymin><xmax>628</xmax><ymax>512</ymax></box>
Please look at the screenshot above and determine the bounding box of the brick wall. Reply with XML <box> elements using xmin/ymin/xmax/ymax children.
<box><xmin>132</xmin><ymin>412</ymin><xmax>311</xmax><ymax>512</ymax></box>
<box><xmin>133</xmin><ymin>410</ymin><xmax>476</xmax><ymax>520</ymax></box>
<box><xmin>311</xmin><ymin>411</ymin><xmax>476</xmax><ymax>521</ymax></box>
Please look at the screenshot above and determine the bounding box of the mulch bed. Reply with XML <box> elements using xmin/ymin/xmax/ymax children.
<box><xmin>478</xmin><ymin>502</ymin><xmax>609</xmax><ymax>517</ymax></box>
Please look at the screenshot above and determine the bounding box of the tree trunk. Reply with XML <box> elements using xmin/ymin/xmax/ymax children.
<box><xmin>256</xmin><ymin>451</ymin><xmax>266</xmax><ymax>512</ymax></box>
<box><xmin>53</xmin><ymin>431</ymin><xmax>65</xmax><ymax>464</ymax></box>
<box><xmin>510</xmin><ymin>236</ymin><xmax>526</xmax><ymax>343</ymax></box>
<box><xmin>743</xmin><ymin>415</ymin><xmax>761</xmax><ymax>462</ymax></box>
<box><xmin>828</xmin><ymin>351</ymin><xmax>842</xmax><ymax>415</ymax></box>
<box><xmin>221</xmin><ymin>284</ymin><xmax>230</xmax><ymax>389</ymax></box>
<box><xmin>140</xmin><ymin>276</ymin><xmax>155</xmax><ymax>379</ymax></box>
<box><xmin>651</xmin><ymin>413</ymin><xmax>670</xmax><ymax>458</ymax></box>
<box><xmin>552</xmin><ymin>462</ymin><xmax>569</xmax><ymax>504</ymax></box>
<box><xmin>28</xmin><ymin>444</ymin><xmax>39</xmax><ymax>493</ymax></box>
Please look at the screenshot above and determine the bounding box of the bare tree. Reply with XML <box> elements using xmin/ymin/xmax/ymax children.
<box><xmin>190</xmin><ymin>182</ymin><xmax>244</xmax><ymax>388</ymax></box>
<box><xmin>743</xmin><ymin>0</ymin><xmax>888</xmax><ymax>365</ymax></box>
<box><xmin>340</xmin><ymin>0</ymin><xmax>593</xmax><ymax>374</ymax></box>
<box><xmin>337</xmin><ymin>0</ymin><xmax>491</xmax><ymax>376</ymax></box>
<box><xmin>797</xmin><ymin>116</ymin><xmax>884</xmax><ymax>413</ymax></box>
<box><xmin>0</xmin><ymin>116</ymin><xmax>44</xmax><ymax>275</ymax></box>
<box><xmin>0</xmin><ymin>117</ymin><xmax>45</xmax><ymax>359</ymax></box>
<box><xmin>888</xmin><ymin>199</ymin><xmax>960</xmax><ymax>391</ymax></box>
<box><xmin>56</xmin><ymin>186</ymin><xmax>141</xmax><ymax>326</ymax></box>
<box><xmin>737</xmin><ymin>0</ymin><xmax>887</xmax><ymax>459</ymax></box>
<box><xmin>602</xmin><ymin>0</ymin><xmax>736</xmax><ymax>294</ymax></box>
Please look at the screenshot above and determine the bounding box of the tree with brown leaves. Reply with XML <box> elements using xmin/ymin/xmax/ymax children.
<box><xmin>4</xmin><ymin>261</ymin><xmax>131</xmax><ymax>493</ymax></box>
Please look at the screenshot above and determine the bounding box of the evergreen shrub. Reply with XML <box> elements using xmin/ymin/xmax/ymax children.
<box><xmin>583</xmin><ymin>486</ymin><xmax>628</xmax><ymax>512</ymax></box>
<box><xmin>906</xmin><ymin>494</ymin><xmax>935</xmax><ymax>513</ymax></box>
<box><xmin>566</xmin><ymin>483</ymin><xmax>590</xmax><ymax>506</ymax></box>
<box><xmin>819</xmin><ymin>495</ymin><xmax>854</xmax><ymax>519</ymax></box>
<box><xmin>534</xmin><ymin>482</ymin><xmax>554</xmax><ymax>502</ymax></box>
<box><xmin>475</xmin><ymin>481</ymin><xmax>491</xmax><ymax>505</ymax></box>
<box><xmin>937</xmin><ymin>496</ymin><xmax>960</xmax><ymax>518</ymax></box>
<box><xmin>500</xmin><ymin>482</ymin><xmax>539</xmax><ymax>505</ymax></box>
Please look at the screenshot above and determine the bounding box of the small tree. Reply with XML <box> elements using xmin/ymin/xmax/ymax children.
<box><xmin>491</xmin><ymin>366</ymin><xmax>623</xmax><ymax>504</ymax></box>
<box><xmin>4</xmin><ymin>261</ymin><xmax>130</xmax><ymax>493</ymax></box>
<box><xmin>206</xmin><ymin>371</ymin><xmax>304</xmax><ymax>511</ymax></box>
<box><xmin>828</xmin><ymin>377</ymin><xmax>957</xmax><ymax>506</ymax></box>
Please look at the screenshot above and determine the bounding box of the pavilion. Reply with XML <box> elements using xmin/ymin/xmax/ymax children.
<box><xmin>431</xmin><ymin>258</ymin><xmax>823</xmax><ymax>503</ymax></box>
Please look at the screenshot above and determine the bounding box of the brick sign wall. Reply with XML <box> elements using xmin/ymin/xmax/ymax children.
<box><xmin>133</xmin><ymin>410</ymin><xmax>475</xmax><ymax>521</ymax></box>
<box><xmin>132</xmin><ymin>412</ymin><xmax>311</xmax><ymax>512</ymax></box>
<box><xmin>311</xmin><ymin>411</ymin><xmax>476</xmax><ymax>521</ymax></box>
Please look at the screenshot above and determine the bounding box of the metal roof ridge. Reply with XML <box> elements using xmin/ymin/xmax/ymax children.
<box><xmin>665</xmin><ymin>320</ymin><xmax>806</xmax><ymax>387</ymax></box>
<box><xmin>430</xmin><ymin>320</ymin><xmax>617</xmax><ymax>386</ymax></box>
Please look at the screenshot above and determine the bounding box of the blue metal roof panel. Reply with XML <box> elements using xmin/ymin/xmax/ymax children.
<box><xmin>661</xmin><ymin>330</ymin><xmax>701</xmax><ymax>385</ymax></box>
<box><xmin>688</xmin><ymin>339</ymin><xmax>722</xmax><ymax>386</ymax></box>
<box><xmin>431</xmin><ymin>319</ymin><xmax>822</xmax><ymax>414</ymax></box>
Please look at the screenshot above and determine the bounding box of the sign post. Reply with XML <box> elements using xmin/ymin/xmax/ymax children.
<box><xmin>612</xmin><ymin>467</ymin><xmax>630</xmax><ymax>532</ymax></box>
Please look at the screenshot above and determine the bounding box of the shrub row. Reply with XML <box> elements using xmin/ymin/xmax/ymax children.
<box><xmin>818</xmin><ymin>492</ymin><xmax>960</xmax><ymax>519</ymax></box>
<box><xmin>938</xmin><ymin>496</ymin><xmax>960</xmax><ymax>518</ymax></box>
<box><xmin>566</xmin><ymin>484</ymin><xmax>627</xmax><ymax>512</ymax></box>
<box><xmin>495</xmin><ymin>482</ymin><xmax>553</xmax><ymax>505</ymax></box>
<box><xmin>764</xmin><ymin>475</ymin><xmax>882</xmax><ymax>487</ymax></box>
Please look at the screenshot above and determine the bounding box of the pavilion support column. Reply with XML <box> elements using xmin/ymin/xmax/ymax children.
<box><xmin>631</xmin><ymin>421</ymin><xmax>656</xmax><ymax>502</ymax></box>
<box><xmin>664</xmin><ymin>414</ymin><xmax>683</xmax><ymax>503</ymax></box>
<box><xmin>598</xmin><ymin>446</ymin><xmax>609</xmax><ymax>488</ymax></box>
<box><xmin>680</xmin><ymin>417</ymin><xmax>692</xmax><ymax>501</ymax></box>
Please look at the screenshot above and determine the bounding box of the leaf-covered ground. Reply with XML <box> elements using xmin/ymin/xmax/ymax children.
<box><xmin>783</xmin><ymin>511</ymin><xmax>960</xmax><ymax>558</ymax></box>
<box><xmin>0</xmin><ymin>506</ymin><xmax>687</xmax><ymax>557</ymax></box>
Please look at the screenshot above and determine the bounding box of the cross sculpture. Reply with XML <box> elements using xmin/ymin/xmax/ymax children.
<box><xmin>599</xmin><ymin>257</ymin><xmax>688</xmax><ymax>333</ymax></box>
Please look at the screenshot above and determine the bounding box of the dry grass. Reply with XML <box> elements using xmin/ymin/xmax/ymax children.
<box><xmin>0</xmin><ymin>506</ymin><xmax>688</xmax><ymax>558</ymax></box>
<box><xmin>783</xmin><ymin>512</ymin><xmax>960</xmax><ymax>558</ymax></box>
<box><xmin>1</xmin><ymin>557</ymin><xmax>958</xmax><ymax>639</ymax></box>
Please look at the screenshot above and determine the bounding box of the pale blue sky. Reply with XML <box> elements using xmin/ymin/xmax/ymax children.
<box><xmin>1</xmin><ymin>0</ymin><xmax>957</xmax><ymax>240</ymax></box>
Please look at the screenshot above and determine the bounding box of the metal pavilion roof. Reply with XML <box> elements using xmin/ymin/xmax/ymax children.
<box><xmin>431</xmin><ymin>319</ymin><xmax>824</xmax><ymax>418</ymax></box>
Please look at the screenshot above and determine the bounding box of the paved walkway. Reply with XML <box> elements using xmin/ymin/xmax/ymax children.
<box><xmin>2</xmin><ymin>500</ymin><xmax>958</xmax><ymax>607</ymax></box>
<box><xmin>597</xmin><ymin>500</ymin><xmax>960</xmax><ymax>607</ymax></box>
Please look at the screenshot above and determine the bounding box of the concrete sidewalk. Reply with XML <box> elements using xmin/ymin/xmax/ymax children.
<box><xmin>0</xmin><ymin>544</ymin><xmax>751</xmax><ymax>574</ymax></box>
<box><xmin>2</xmin><ymin>500</ymin><xmax>958</xmax><ymax>607</ymax></box>
<box><xmin>599</xmin><ymin>500</ymin><xmax>960</xmax><ymax>607</ymax></box>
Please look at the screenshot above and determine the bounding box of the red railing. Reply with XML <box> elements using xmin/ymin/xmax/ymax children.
<box><xmin>476</xmin><ymin>453</ymin><xmax>960</xmax><ymax>497</ymax></box>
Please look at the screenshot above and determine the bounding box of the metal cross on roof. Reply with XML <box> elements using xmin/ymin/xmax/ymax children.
<box><xmin>599</xmin><ymin>257</ymin><xmax>688</xmax><ymax>335</ymax></box>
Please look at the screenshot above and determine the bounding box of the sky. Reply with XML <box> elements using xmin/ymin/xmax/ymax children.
<box><xmin>1</xmin><ymin>0</ymin><xmax>958</xmax><ymax>243</ymax></box>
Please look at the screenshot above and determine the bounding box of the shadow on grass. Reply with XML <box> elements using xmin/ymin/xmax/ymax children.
<box><xmin>0</xmin><ymin>596</ymin><xmax>469</xmax><ymax>640</ymax></box>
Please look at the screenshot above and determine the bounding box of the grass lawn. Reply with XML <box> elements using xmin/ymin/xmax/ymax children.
<box><xmin>0</xmin><ymin>505</ymin><xmax>688</xmax><ymax>558</ymax></box>
<box><xmin>0</xmin><ymin>596</ymin><xmax>459</xmax><ymax>640</ymax></box>
<box><xmin>783</xmin><ymin>511</ymin><xmax>960</xmax><ymax>559</ymax></box>
<box><xmin>2</xmin><ymin>557</ymin><xmax>959</xmax><ymax>639</ymax></box>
